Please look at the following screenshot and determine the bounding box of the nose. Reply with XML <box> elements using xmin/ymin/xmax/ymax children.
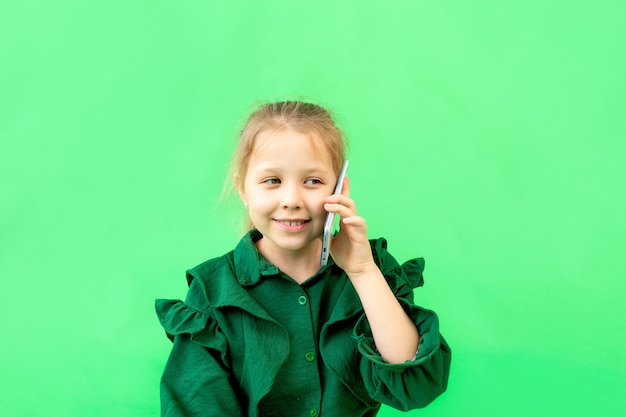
<box><xmin>280</xmin><ymin>182</ymin><xmax>302</xmax><ymax>210</ymax></box>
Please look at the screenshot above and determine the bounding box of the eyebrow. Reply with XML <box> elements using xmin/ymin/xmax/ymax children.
<box><xmin>251</xmin><ymin>165</ymin><xmax>329</xmax><ymax>176</ymax></box>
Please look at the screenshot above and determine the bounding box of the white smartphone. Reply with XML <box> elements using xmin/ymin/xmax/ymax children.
<box><xmin>321</xmin><ymin>159</ymin><xmax>349</xmax><ymax>266</ymax></box>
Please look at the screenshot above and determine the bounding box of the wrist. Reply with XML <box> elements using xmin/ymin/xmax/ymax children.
<box><xmin>346</xmin><ymin>261</ymin><xmax>381</xmax><ymax>282</ymax></box>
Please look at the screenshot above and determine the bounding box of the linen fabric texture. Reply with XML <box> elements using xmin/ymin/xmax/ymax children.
<box><xmin>156</xmin><ymin>230</ymin><xmax>451</xmax><ymax>417</ymax></box>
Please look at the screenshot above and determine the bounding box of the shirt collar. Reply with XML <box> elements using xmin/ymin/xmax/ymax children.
<box><xmin>233</xmin><ymin>229</ymin><xmax>336</xmax><ymax>286</ymax></box>
<box><xmin>233</xmin><ymin>229</ymin><xmax>280</xmax><ymax>286</ymax></box>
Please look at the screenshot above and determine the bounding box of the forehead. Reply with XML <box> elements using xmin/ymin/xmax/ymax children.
<box><xmin>248</xmin><ymin>128</ymin><xmax>335</xmax><ymax>173</ymax></box>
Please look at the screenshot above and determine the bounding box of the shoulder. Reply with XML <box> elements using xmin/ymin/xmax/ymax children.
<box><xmin>182</xmin><ymin>250</ymin><xmax>242</xmax><ymax>311</ymax></box>
<box><xmin>369</xmin><ymin>237</ymin><xmax>425</xmax><ymax>290</ymax></box>
<box><xmin>187</xmin><ymin>251</ymin><xmax>236</xmax><ymax>284</ymax></box>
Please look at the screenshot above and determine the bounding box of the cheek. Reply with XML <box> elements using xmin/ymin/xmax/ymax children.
<box><xmin>309</xmin><ymin>193</ymin><xmax>330</xmax><ymax>217</ymax></box>
<box><xmin>247</xmin><ymin>189</ymin><xmax>278</xmax><ymax>214</ymax></box>
<box><xmin>249</xmin><ymin>198</ymin><xmax>272</xmax><ymax>215</ymax></box>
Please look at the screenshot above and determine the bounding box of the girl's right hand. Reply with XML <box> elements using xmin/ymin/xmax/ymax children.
<box><xmin>324</xmin><ymin>178</ymin><xmax>377</xmax><ymax>278</ymax></box>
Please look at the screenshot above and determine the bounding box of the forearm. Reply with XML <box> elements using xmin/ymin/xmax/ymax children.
<box><xmin>348</xmin><ymin>264</ymin><xmax>420</xmax><ymax>364</ymax></box>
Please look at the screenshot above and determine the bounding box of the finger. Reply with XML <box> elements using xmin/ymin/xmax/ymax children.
<box><xmin>339</xmin><ymin>215</ymin><xmax>369</xmax><ymax>242</ymax></box>
<box><xmin>324</xmin><ymin>195</ymin><xmax>357</xmax><ymax>215</ymax></box>
<box><xmin>341</xmin><ymin>215</ymin><xmax>367</xmax><ymax>228</ymax></box>
<box><xmin>324</xmin><ymin>202</ymin><xmax>356</xmax><ymax>218</ymax></box>
<box><xmin>325</xmin><ymin>192</ymin><xmax>354</xmax><ymax>204</ymax></box>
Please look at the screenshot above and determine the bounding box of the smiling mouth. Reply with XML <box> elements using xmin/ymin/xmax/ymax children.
<box><xmin>277</xmin><ymin>220</ymin><xmax>308</xmax><ymax>226</ymax></box>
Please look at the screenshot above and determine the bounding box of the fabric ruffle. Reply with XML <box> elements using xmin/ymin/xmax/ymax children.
<box><xmin>156</xmin><ymin>233</ymin><xmax>450</xmax><ymax>412</ymax></box>
<box><xmin>351</xmin><ymin>252</ymin><xmax>431</xmax><ymax>366</ymax></box>
<box><xmin>155</xmin><ymin>299</ymin><xmax>230</xmax><ymax>364</ymax></box>
<box><xmin>349</xmin><ymin>245</ymin><xmax>451</xmax><ymax>410</ymax></box>
<box><xmin>352</xmin><ymin>301</ymin><xmax>451</xmax><ymax>410</ymax></box>
<box><xmin>352</xmin><ymin>303</ymin><xmax>441</xmax><ymax>367</ymax></box>
<box><xmin>371</xmin><ymin>238</ymin><xmax>425</xmax><ymax>289</ymax></box>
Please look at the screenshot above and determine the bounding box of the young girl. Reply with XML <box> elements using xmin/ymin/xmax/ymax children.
<box><xmin>156</xmin><ymin>101</ymin><xmax>451</xmax><ymax>417</ymax></box>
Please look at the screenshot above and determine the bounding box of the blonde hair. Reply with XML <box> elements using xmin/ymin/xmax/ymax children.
<box><xmin>226</xmin><ymin>100</ymin><xmax>348</xmax><ymax>232</ymax></box>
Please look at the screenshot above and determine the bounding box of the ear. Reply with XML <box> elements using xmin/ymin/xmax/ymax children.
<box><xmin>234</xmin><ymin>174</ymin><xmax>247</xmax><ymax>206</ymax></box>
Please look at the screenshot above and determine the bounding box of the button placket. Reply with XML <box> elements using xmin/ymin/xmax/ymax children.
<box><xmin>250</xmin><ymin>277</ymin><xmax>322</xmax><ymax>416</ymax></box>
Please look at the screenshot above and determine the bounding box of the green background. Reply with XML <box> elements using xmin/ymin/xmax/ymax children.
<box><xmin>1</xmin><ymin>1</ymin><xmax>625</xmax><ymax>416</ymax></box>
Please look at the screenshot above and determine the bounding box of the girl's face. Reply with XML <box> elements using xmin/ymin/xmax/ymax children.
<box><xmin>240</xmin><ymin>128</ymin><xmax>338</xmax><ymax>260</ymax></box>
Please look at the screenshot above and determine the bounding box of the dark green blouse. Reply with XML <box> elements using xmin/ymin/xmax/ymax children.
<box><xmin>156</xmin><ymin>230</ymin><xmax>451</xmax><ymax>417</ymax></box>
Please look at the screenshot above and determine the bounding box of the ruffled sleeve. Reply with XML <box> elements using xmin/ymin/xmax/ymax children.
<box><xmin>156</xmin><ymin>299</ymin><xmax>207</xmax><ymax>340</ymax></box>
<box><xmin>353</xmin><ymin>239</ymin><xmax>452</xmax><ymax>410</ymax></box>
<box><xmin>155</xmin><ymin>282</ymin><xmax>244</xmax><ymax>416</ymax></box>
<box><xmin>156</xmin><ymin>298</ymin><xmax>231</xmax><ymax>366</ymax></box>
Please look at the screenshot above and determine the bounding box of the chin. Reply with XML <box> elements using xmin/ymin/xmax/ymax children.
<box><xmin>273</xmin><ymin>234</ymin><xmax>320</xmax><ymax>252</ymax></box>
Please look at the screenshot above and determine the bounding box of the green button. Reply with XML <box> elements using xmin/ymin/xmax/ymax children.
<box><xmin>298</xmin><ymin>295</ymin><xmax>308</xmax><ymax>305</ymax></box>
<box><xmin>305</xmin><ymin>352</ymin><xmax>315</xmax><ymax>362</ymax></box>
<box><xmin>309</xmin><ymin>407</ymin><xmax>318</xmax><ymax>417</ymax></box>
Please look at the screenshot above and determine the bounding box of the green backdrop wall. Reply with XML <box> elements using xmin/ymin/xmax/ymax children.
<box><xmin>1</xmin><ymin>1</ymin><xmax>625</xmax><ymax>416</ymax></box>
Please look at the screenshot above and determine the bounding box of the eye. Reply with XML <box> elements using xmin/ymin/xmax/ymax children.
<box><xmin>304</xmin><ymin>178</ymin><xmax>323</xmax><ymax>185</ymax></box>
<box><xmin>263</xmin><ymin>178</ymin><xmax>281</xmax><ymax>185</ymax></box>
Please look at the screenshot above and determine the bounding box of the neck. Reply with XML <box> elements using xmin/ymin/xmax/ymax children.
<box><xmin>255</xmin><ymin>238</ymin><xmax>322</xmax><ymax>284</ymax></box>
